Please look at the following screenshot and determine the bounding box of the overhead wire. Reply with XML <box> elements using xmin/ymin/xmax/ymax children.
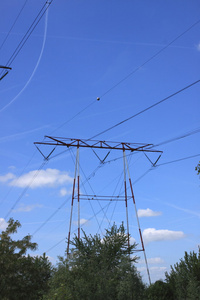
<box><xmin>34</xmin><ymin>126</ymin><xmax>200</xmax><ymax>243</ymax></box>
<box><xmin>94</xmin><ymin>127</ymin><xmax>200</xmax><ymax>165</ymax></box>
<box><xmin>91</xmin><ymin>79</ymin><xmax>200</xmax><ymax>139</ymax></box>
<box><xmin>156</xmin><ymin>153</ymin><xmax>200</xmax><ymax>167</ymax></box>
<box><xmin>3</xmin><ymin>160</ymin><xmax>48</xmax><ymax>221</ymax></box>
<box><xmin>0</xmin><ymin>0</ymin><xmax>29</xmax><ymax>52</ymax></box>
<box><xmin>1</xmin><ymin>0</ymin><xmax>54</xmax><ymax>72</ymax></box>
<box><xmin>12</xmin><ymin>118</ymin><xmax>199</xmax><ymax>239</ymax></box>
<box><xmin>69</xmin><ymin>148</ymin><xmax>105</xmax><ymax>235</ymax></box>
<box><xmin>1</xmin><ymin>4</ymin><xmax>199</xmax><ymax>251</ymax></box>
<box><xmin>98</xmin><ymin>18</ymin><xmax>200</xmax><ymax>99</ymax></box>
<box><xmin>44</xmin><ymin>162</ymin><xmax>153</xmax><ymax>254</ymax></box>
<box><xmin>153</xmin><ymin>127</ymin><xmax>200</xmax><ymax>147</ymax></box>
<box><xmin>30</xmin><ymin>114</ymin><xmax>200</xmax><ymax>237</ymax></box>
<box><xmin>1</xmin><ymin>4</ymin><xmax>198</xmax><ymax>215</ymax></box>
<box><xmin>0</xmin><ymin>148</ymin><xmax>38</xmax><ymax>207</ymax></box>
<box><xmin>32</xmin><ymin>147</ymin><xmax>110</xmax><ymax>236</ymax></box>
<box><xmin>0</xmin><ymin>1</ymin><xmax>50</xmax><ymax>112</ymax></box>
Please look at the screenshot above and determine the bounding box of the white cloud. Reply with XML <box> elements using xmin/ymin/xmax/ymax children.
<box><xmin>0</xmin><ymin>173</ymin><xmax>15</xmax><ymax>183</ymax></box>
<box><xmin>140</xmin><ymin>257</ymin><xmax>164</xmax><ymax>264</ymax></box>
<box><xmin>196</xmin><ymin>42</ymin><xmax>200</xmax><ymax>51</ymax></box>
<box><xmin>73</xmin><ymin>218</ymin><xmax>88</xmax><ymax>226</ymax></box>
<box><xmin>9</xmin><ymin>168</ymin><xmax>73</xmax><ymax>189</ymax></box>
<box><xmin>59</xmin><ymin>187</ymin><xmax>72</xmax><ymax>197</ymax></box>
<box><xmin>130</xmin><ymin>236</ymin><xmax>136</xmax><ymax>244</ymax></box>
<box><xmin>13</xmin><ymin>204</ymin><xmax>43</xmax><ymax>212</ymax></box>
<box><xmin>0</xmin><ymin>218</ymin><xmax>8</xmax><ymax>230</ymax></box>
<box><xmin>143</xmin><ymin>228</ymin><xmax>185</xmax><ymax>243</ymax></box>
<box><xmin>138</xmin><ymin>208</ymin><xmax>162</xmax><ymax>218</ymax></box>
<box><xmin>137</xmin><ymin>266</ymin><xmax>167</xmax><ymax>283</ymax></box>
<box><xmin>148</xmin><ymin>257</ymin><xmax>164</xmax><ymax>264</ymax></box>
<box><xmin>150</xmin><ymin>266</ymin><xmax>167</xmax><ymax>272</ymax></box>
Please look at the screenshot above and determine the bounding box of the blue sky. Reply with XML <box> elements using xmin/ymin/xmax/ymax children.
<box><xmin>0</xmin><ymin>0</ymin><xmax>200</xmax><ymax>283</ymax></box>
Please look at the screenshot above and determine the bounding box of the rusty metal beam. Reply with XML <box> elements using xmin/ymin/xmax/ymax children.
<box><xmin>35</xmin><ymin>136</ymin><xmax>163</xmax><ymax>154</ymax></box>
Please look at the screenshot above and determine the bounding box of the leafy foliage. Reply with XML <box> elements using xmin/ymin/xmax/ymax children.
<box><xmin>45</xmin><ymin>223</ymin><xmax>145</xmax><ymax>300</ymax></box>
<box><xmin>0</xmin><ymin>218</ymin><xmax>52</xmax><ymax>300</ymax></box>
<box><xmin>145</xmin><ymin>280</ymin><xmax>173</xmax><ymax>300</ymax></box>
<box><xmin>196</xmin><ymin>161</ymin><xmax>200</xmax><ymax>175</ymax></box>
<box><xmin>165</xmin><ymin>248</ymin><xmax>200</xmax><ymax>300</ymax></box>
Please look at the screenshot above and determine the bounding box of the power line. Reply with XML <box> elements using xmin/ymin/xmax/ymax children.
<box><xmin>3</xmin><ymin>160</ymin><xmax>47</xmax><ymax>221</ymax></box>
<box><xmin>50</xmin><ymin>99</ymin><xmax>97</xmax><ymax>135</ymax></box>
<box><xmin>44</xmin><ymin>164</ymin><xmax>153</xmax><ymax>254</ymax></box>
<box><xmin>153</xmin><ymin>127</ymin><xmax>200</xmax><ymax>147</ymax></box>
<box><xmin>32</xmin><ymin>125</ymin><xmax>200</xmax><ymax>239</ymax></box>
<box><xmin>91</xmin><ymin>79</ymin><xmax>200</xmax><ymax>139</ymax></box>
<box><xmin>30</xmin><ymin>148</ymin><xmax>196</xmax><ymax>261</ymax></box>
<box><xmin>0</xmin><ymin>5</ymin><xmax>49</xmax><ymax>113</ymax></box>
<box><xmin>98</xmin><ymin>18</ymin><xmax>200</xmax><ymax>99</ymax></box>
<box><xmin>157</xmin><ymin>153</ymin><xmax>200</xmax><ymax>167</ymax></box>
<box><xmin>32</xmin><ymin>148</ymin><xmax>110</xmax><ymax>236</ymax></box>
<box><xmin>1</xmin><ymin>0</ymin><xmax>54</xmax><ymax>75</ymax></box>
<box><xmin>0</xmin><ymin>0</ymin><xmax>29</xmax><ymax>52</ymax></box>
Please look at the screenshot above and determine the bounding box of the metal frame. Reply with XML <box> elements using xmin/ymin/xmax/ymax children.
<box><xmin>35</xmin><ymin>136</ymin><xmax>162</xmax><ymax>284</ymax></box>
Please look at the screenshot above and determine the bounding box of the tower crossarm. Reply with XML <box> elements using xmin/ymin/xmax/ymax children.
<box><xmin>34</xmin><ymin>136</ymin><xmax>163</xmax><ymax>153</ymax></box>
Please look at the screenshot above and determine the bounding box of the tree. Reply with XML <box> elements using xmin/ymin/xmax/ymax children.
<box><xmin>45</xmin><ymin>223</ymin><xmax>145</xmax><ymax>300</ymax></box>
<box><xmin>195</xmin><ymin>161</ymin><xmax>200</xmax><ymax>175</ymax></box>
<box><xmin>165</xmin><ymin>248</ymin><xmax>200</xmax><ymax>300</ymax></box>
<box><xmin>0</xmin><ymin>218</ymin><xmax>52</xmax><ymax>300</ymax></box>
<box><xmin>145</xmin><ymin>280</ymin><xmax>173</xmax><ymax>300</ymax></box>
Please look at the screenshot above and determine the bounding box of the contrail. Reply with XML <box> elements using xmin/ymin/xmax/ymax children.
<box><xmin>0</xmin><ymin>4</ymin><xmax>49</xmax><ymax>113</ymax></box>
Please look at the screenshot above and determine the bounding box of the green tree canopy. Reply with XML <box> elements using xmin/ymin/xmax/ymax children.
<box><xmin>196</xmin><ymin>161</ymin><xmax>200</xmax><ymax>175</ymax></box>
<box><xmin>0</xmin><ymin>218</ymin><xmax>52</xmax><ymax>300</ymax></box>
<box><xmin>145</xmin><ymin>280</ymin><xmax>173</xmax><ymax>300</ymax></box>
<box><xmin>165</xmin><ymin>248</ymin><xmax>200</xmax><ymax>300</ymax></box>
<box><xmin>45</xmin><ymin>223</ymin><xmax>145</xmax><ymax>300</ymax></box>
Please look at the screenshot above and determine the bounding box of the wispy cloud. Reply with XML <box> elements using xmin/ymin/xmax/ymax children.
<box><xmin>164</xmin><ymin>202</ymin><xmax>200</xmax><ymax>218</ymax></box>
<box><xmin>0</xmin><ymin>125</ymin><xmax>49</xmax><ymax>143</ymax></box>
<box><xmin>196</xmin><ymin>42</ymin><xmax>200</xmax><ymax>51</ymax></box>
<box><xmin>59</xmin><ymin>187</ymin><xmax>72</xmax><ymax>197</ymax></box>
<box><xmin>138</xmin><ymin>208</ymin><xmax>162</xmax><ymax>218</ymax></box>
<box><xmin>13</xmin><ymin>203</ymin><xmax>43</xmax><ymax>212</ymax></box>
<box><xmin>140</xmin><ymin>257</ymin><xmax>164</xmax><ymax>264</ymax></box>
<box><xmin>73</xmin><ymin>218</ymin><xmax>88</xmax><ymax>226</ymax></box>
<box><xmin>143</xmin><ymin>228</ymin><xmax>185</xmax><ymax>244</ymax></box>
<box><xmin>0</xmin><ymin>218</ymin><xmax>8</xmax><ymax>230</ymax></box>
<box><xmin>0</xmin><ymin>173</ymin><xmax>15</xmax><ymax>183</ymax></box>
<box><xmin>6</xmin><ymin>168</ymin><xmax>73</xmax><ymax>189</ymax></box>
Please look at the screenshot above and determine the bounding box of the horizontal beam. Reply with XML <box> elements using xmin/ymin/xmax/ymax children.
<box><xmin>74</xmin><ymin>194</ymin><xmax>133</xmax><ymax>201</ymax></box>
<box><xmin>34</xmin><ymin>136</ymin><xmax>163</xmax><ymax>153</ymax></box>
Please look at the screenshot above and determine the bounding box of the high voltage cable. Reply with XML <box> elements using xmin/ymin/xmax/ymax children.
<box><xmin>32</xmin><ymin>149</ymin><xmax>109</xmax><ymax>236</ymax></box>
<box><xmin>1</xmin><ymin>6</ymin><xmax>198</xmax><ymax>212</ymax></box>
<box><xmin>45</xmin><ymin>152</ymin><xmax>198</xmax><ymax>254</ymax></box>
<box><xmin>0</xmin><ymin>148</ymin><xmax>38</xmax><ymax>207</ymax></box>
<box><xmin>50</xmin><ymin>99</ymin><xmax>97</xmax><ymax>135</ymax></box>
<box><xmin>46</xmin><ymin>152</ymin><xmax>200</xmax><ymax>252</ymax></box>
<box><xmin>0</xmin><ymin>100</ymin><xmax>99</xmax><ymax>214</ymax></box>
<box><xmin>45</xmin><ymin>165</ymin><xmax>153</xmax><ymax>254</ymax></box>
<box><xmin>0</xmin><ymin>0</ymin><xmax>29</xmax><ymax>52</ymax></box>
<box><xmin>42</xmin><ymin>15</ymin><xmax>200</xmax><ymax>136</ymax></box>
<box><xmin>91</xmin><ymin>79</ymin><xmax>200</xmax><ymax>139</ymax></box>
<box><xmin>0</xmin><ymin>6</ymin><xmax>49</xmax><ymax>113</ymax></box>
<box><xmin>99</xmin><ymin>18</ymin><xmax>200</xmax><ymax>99</ymax></box>
<box><xmin>153</xmin><ymin>127</ymin><xmax>200</xmax><ymax>147</ymax></box>
<box><xmin>32</xmin><ymin>129</ymin><xmax>200</xmax><ymax>239</ymax></box>
<box><xmin>102</xmin><ymin>127</ymin><xmax>200</xmax><ymax>165</ymax></box>
<box><xmin>69</xmin><ymin>148</ymin><xmax>104</xmax><ymax>235</ymax></box>
<box><xmin>1</xmin><ymin>0</ymin><xmax>54</xmax><ymax>75</ymax></box>
<box><xmin>156</xmin><ymin>153</ymin><xmax>200</xmax><ymax>167</ymax></box>
<box><xmin>3</xmin><ymin>160</ymin><xmax>48</xmax><ymax>220</ymax></box>
<box><xmin>2</xmin><ymin>5</ymin><xmax>199</xmax><ymax>238</ymax></box>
